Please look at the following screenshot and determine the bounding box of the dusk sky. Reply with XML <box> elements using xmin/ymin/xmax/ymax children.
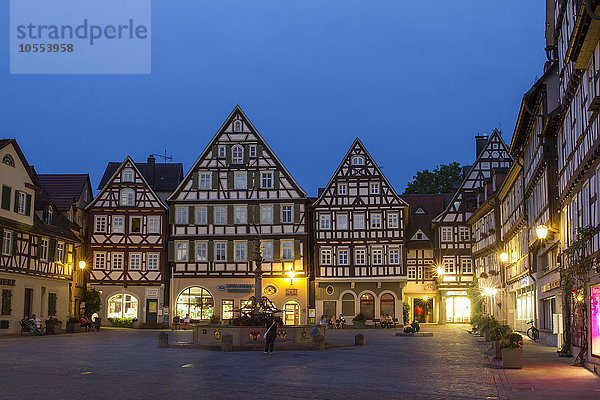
<box><xmin>0</xmin><ymin>1</ymin><xmax>546</xmax><ymax>196</ymax></box>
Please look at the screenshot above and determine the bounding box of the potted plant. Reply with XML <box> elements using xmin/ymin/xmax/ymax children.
<box><xmin>210</xmin><ymin>315</ymin><xmax>221</xmax><ymax>325</ymax></box>
<box><xmin>352</xmin><ymin>313</ymin><xmax>367</xmax><ymax>329</ymax></box>
<box><xmin>501</xmin><ymin>332</ymin><xmax>524</xmax><ymax>369</ymax></box>
<box><xmin>489</xmin><ymin>324</ymin><xmax>512</xmax><ymax>359</ymax></box>
<box><xmin>66</xmin><ymin>316</ymin><xmax>83</xmax><ymax>333</ymax></box>
<box><xmin>45</xmin><ymin>317</ymin><xmax>62</xmax><ymax>335</ymax></box>
<box><xmin>478</xmin><ymin>316</ymin><xmax>499</xmax><ymax>341</ymax></box>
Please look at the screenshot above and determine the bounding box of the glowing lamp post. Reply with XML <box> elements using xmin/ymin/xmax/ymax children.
<box><xmin>436</xmin><ymin>266</ymin><xmax>445</xmax><ymax>277</ymax></box>
<box><xmin>78</xmin><ymin>261</ymin><xmax>86</xmax><ymax>270</ymax></box>
<box><xmin>499</xmin><ymin>252</ymin><xmax>509</xmax><ymax>263</ymax></box>
<box><xmin>287</xmin><ymin>269</ymin><xmax>296</xmax><ymax>286</ymax></box>
<box><xmin>536</xmin><ymin>224</ymin><xmax>549</xmax><ymax>241</ymax></box>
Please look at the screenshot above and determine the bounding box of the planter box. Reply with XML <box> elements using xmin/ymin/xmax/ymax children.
<box><xmin>45</xmin><ymin>322</ymin><xmax>62</xmax><ymax>335</ymax></box>
<box><xmin>501</xmin><ymin>347</ymin><xmax>523</xmax><ymax>369</ymax></box>
<box><xmin>66</xmin><ymin>322</ymin><xmax>85</xmax><ymax>333</ymax></box>
<box><xmin>353</xmin><ymin>321</ymin><xmax>366</xmax><ymax>329</ymax></box>
<box><xmin>494</xmin><ymin>340</ymin><xmax>502</xmax><ymax>359</ymax></box>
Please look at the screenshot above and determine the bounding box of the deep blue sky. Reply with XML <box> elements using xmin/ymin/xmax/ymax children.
<box><xmin>0</xmin><ymin>1</ymin><xmax>546</xmax><ymax>196</ymax></box>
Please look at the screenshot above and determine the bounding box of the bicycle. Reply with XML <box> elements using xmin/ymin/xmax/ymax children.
<box><xmin>526</xmin><ymin>319</ymin><xmax>539</xmax><ymax>341</ymax></box>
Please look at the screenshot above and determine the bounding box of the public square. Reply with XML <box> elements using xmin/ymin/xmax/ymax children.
<box><xmin>2</xmin><ymin>324</ymin><xmax>600</xmax><ymax>400</ymax></box>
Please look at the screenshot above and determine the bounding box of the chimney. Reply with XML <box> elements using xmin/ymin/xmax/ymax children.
<box><xmin>475</xmin><ymin>135</ymin><xmax>488</xmax><ymax>158</ymax></box>
<box><xmin>147</xmin><ymin>155</ymin><xmax>156</xmax><ymax>187</ymax></box>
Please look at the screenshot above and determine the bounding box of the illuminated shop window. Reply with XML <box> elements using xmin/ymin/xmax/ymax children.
<box><xmin>107</xmin><ymin>293</ymin><xmax>138</xmax><ymax>319</ymax></box>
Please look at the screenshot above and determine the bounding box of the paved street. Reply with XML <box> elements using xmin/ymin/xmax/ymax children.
<box><xmin>1</xmin><ymin>324</ymin><xmax>599</xmax><ymax>399</ymax></box>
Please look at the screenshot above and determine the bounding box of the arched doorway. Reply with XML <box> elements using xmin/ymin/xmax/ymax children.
<box><xmin>360</xmin><ymin>293</ymin><xmax>375</xmax><ymax>319</ymax></box>
<box><xmin>380</xmin><ymin>293</ymin><xmax>395</xmax><ymax>317</ymax></box>
<box><xmin>283</xmin><ymin>301</ymin><xmax>300</xmax><ymax>325</ymax></box>
<box><xmin>176</xmin><ymin>287</ymin><xmax>214</xmax><ymax>320</ymax></box>
<box><xmin>107</xmin><ymin>293</ymin><xmax>138</xmax><ymax>319</ymax></box>
<box><xmin>341</xmin><ymin>293</ymin><xmax>355</xmax><ymax>316</ymax></box>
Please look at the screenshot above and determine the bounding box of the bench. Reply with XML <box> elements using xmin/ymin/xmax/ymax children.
<box><xmin>372</xmin><ymin>318</ymin><xmax>399</xmax><ymax>328</ymax></box>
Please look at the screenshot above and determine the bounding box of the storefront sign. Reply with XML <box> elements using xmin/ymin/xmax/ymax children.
<box><xmin>146</xmin><ymin>288</ymin><xmax>159</xmax><ymax>298</ymax></box>
<box><xmin>226</xmin><ymin>284</ymin><xmax>254</xmax><ymax>293</ymax></box>
<box><xmin>542</xmin><ymin>280</ymin><xmax>560</xmax><ymax>293</ymax></box>
<box><xmin>0</xmin><ymin>278</ymin><xmax>16</xmax><ymax>286</ymax></box>
<box><xmin>446</xmin><ymin>291</ymin><xmax>467</xmax><ymax>296</ymax></box>
<box><xmin>519</xmin><ymin>276</ymin><xmax>531</xmax><ymax>288</ymax></box>
<box><xmin>285</xmin><ymin>288</ymin><xmax>298</xmax><ymax>296</ymax></box>
<box><xmin>263</xmin><ymin>285</ymin><xmax>277</xmax><ymax>295</ymax></box>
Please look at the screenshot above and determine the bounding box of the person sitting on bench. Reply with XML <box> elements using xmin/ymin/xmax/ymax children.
<box><xmin>79</xmin><ymin>315</ymin><xmax>95</xmax><ymax>331</ymax></box>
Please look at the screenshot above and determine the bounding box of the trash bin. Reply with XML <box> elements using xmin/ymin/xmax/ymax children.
<box><xmin>355</xmin><ymin>334</ymin><xmax>365</xmax><ymax>346</ymax></box>
<box><xmin>94</xmin><ymin>317</ymin><xmax>102</xmax><ymax>331</ymax></box>
<box><xmin>158</xmin><ymin>333</ymin><xmax>169</xmax><ymax>348</ymax></box>
<box><xmin>221</xmin><ymin>334</ymin><xmax>233</xmax><ymax>352</ymax></box>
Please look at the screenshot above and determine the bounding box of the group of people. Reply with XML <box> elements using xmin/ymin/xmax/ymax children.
<box><xmin>20</xmin><ymin>314</ymin><xmax>43</xmax><ymax>335</ymax></box>
<box><xmin>319</xmin><ymin>314</ymin><xmax>345</xmax><ymax>329</ymax></box>
<box><xmin>172</xmin><ymin>314</ymin><xmax>192</xmax><ymax>330</ymax></box>
<box><xmin>379</xmin><ymin>313</ymin><xmax>394</xmax><ymax>328</ymax></box>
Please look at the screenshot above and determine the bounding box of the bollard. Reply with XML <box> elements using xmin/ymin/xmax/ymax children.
<box><xmin>221</xmin><ymin>334</ymin><xmax>233</xmax><ymax>352</ymax></box>
<box><xmin>355</xmin><ymin>334</ymin><xmax>365</xmax><ymax>346</ymax></box>
<box><xmin>158</xmin><ymin>332</ymin><xmax>169</xmax><ymax>348</ymax></box>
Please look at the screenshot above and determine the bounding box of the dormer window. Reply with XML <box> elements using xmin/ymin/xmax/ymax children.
<box><xmin>46</xmin><ymin>206</ymin><xmax>53</xmax><ymax>224</ymax></box>
<box><xmin>120</xmin><ymin>189</ymin><xmax>135</xmax><ymax>206</ymax></box>
<box><xmin>122</xmin><ymin>168</ymin><xmax>134</xmax><ymax>182</ymax></box>
<box><xmin>2</xmin><ymin>154</ymin><xmax>14</xmax><ymax>167</ymax></box>
<box><xmin>351</xmin><ymin>156</ymin><xmax>365</xmax><ymax>166</ymax></box>
<box><xmin>232</xmin><ymin>145</ymin><xmax>244</xmax><ymax>164</ymax></box>
<box><xmin>234</xmin><ymin>120</ymin><xmax>243</xmax><ymax>132</ymax></box>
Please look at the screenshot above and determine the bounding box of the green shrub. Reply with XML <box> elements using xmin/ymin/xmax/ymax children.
<box><xmin>353</xmin><ymin>313</ymin><xmax>367</xmax><ymax>322</ymax></box>
<box><xmin>108</xmin><ymin>317</ymin><xmax>137</xmax><ymax>328</ymax></box>
<box><xmin>82</xmin><ymin>289</ymin><xmax>101</xmax><ymax>318</ymax></box>
<box><xmin>501</xmin><ymin>332</ymin><xmax>524</xmax><ymax>349</ymax></box>
<box><xmin>402</xmin><ymin>302</ymin><xmax>410</xmax><ymax>324</ymax></box>
<box><xmin>489</xmin><ymin>324</ymin><xmax>512</xmax><ymax>341</ymax></box>
<box><xmin>210</xmin><ymin>315</ymin><xmax>221</xmax><ymax>324</ymax></box>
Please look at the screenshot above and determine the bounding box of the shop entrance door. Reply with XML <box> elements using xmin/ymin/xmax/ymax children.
<box><xmin>413</xmin><ymin>298</ymin><xmax>434</xmax><ymax>323</ymax></box>
<box><xmin>445</xmin><ymin>297</ymin><xmax>471</xmax><ymax>323</ymax></box>
<box><xmin>283</xmin><ymin>302</ymin><xmax>300</xmax><ymax>325</ymax></box>
<box><xmin>146</xmin><ymin>299</ymin><xmax>158</xmax><ymax>324</ymax></box>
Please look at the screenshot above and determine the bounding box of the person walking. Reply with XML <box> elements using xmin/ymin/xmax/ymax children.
<box><xmin>264</xmin><ymin>316</ymin><xmax>278</xmax><ymax>354</ymax></box>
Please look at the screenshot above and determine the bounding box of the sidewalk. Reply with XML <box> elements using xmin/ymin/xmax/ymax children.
<box><xmin>485</xmin><ymin>337</ymin><xmax>600</xmax><ymax>399</ymax></box>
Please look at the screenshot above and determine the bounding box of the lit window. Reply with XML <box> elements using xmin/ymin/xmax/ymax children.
<box><xmin>461</xmin><ymin>258</ymin><xmax>473</xmax><ymax>274</ymax></box>
<box><xmin>372</xmin><ymin>249</ymin><xmax>383</xmax><ymax>264</ymax></box>
<box><xmin>261</xmin><ymin>241</ymin><xmax>274</xmax><ymax>261</ymax></box>
<box><xmin>355</xmin><ymin>249</ymin><xmax>366</xmax><ymax>265</ymax></box>
<box><xmin>112</xmin><ymin>253</ymin><xmax>124</xmax><ymax>270</ymax></box>
<box><xmin>354</xmin><ymin>213</ymin><xmax>365</xmax><ymax>229</ymax></box>
<box><xmin>371</xmin><ymin>214</ymin><xmax>382</xmax><ymax>229</ymax></box>
<box><xmin>95</xmin><ymin>216</ymin><xmax>107</xmax><ymax>233</ymax></box>
<box><xmin>215</xmin><ymin>207</ymin><xmax>227</xmax><ymax>225</ymax></box>
<box><xmin>129</xmin><ymin>253</ymin><xmax>141</xmax><ymax>270</ymax></box>
<box><xmin>337</xmin><ymin>213</ymin><xmax>348</xmax><ymax>230</ymax></box>
<box><xmin>260</xmin><ymin>205</ymin><xmax>273</xmax><ymax>224</ymax></box>
<box><xmin>387</xmin><ymin>213</ymin><xmax>399</xmax><ymax>228</ymax></box>
<box><xmin>176</xmin><ymin>287</ymin><xmax>214</xmax><ymax>321</ymax></box>
<box><xmin>107</xmin><ymin>294</ymin><xmax>138</xmax><ymax>319</ymax></box>
<box><xmin>319</xmin><ymin>214</ymin><xmax>331</xmax><ymax>230</ymax></box>
<box><xmin>147</xmin><ymin>254</ymin><xmax>159</xmax><ymax>270</ymax></box>
<box><xmin>176</xmin><ymin>242</ymin><xmax>188</xmax><ymax>261</ymax></box>
<box><xmin>176</xmin><ymin>207</ymin><xmax>188</xmax><ymax>225</ymax></box>
<box><xmin>232</xmin><ymin>145</ymin><xmax>244</xmax><ymax>164</ymax></box>
<box><xmin>199</xmin><ymin>172</ymin><xmax>212</xmax><ymax>190</ymax></box>
<box><xmin>235</xmin><ymin>241</ymin><xmax>247</xmax><ymax>262</ymax></box>
<box><xmin>112</xmin><ymin>216</ymin><xmax>124</xmax><ymax>233</ymax></box>
<box><xmin>351</xmin><ymin>156</ymin><xmax>364</xmax><ymax>166</ymax></box>
<box><xmin>215</xmin><ymin>242</ymin><xmax>227</xmax><ymax>261</ymax></box>
<box><xmin>148</xmin><ymin>216</ymin><xmax>161</xmax><ymax>234</ymax></box>
<box><xmin>320</xmin><ymin>249</ymin><xmax>332</xmax><ymax>265</ymax></box>
<box><xmin>282</xmin><ymin>205</ymin><xmax>293</xmax><ymax>223</ymax></box>
<box><xmin>195</xmin><ymin>241</ymin><xmax>208</xmax><ymax>261</ymax></box>
<box><xmin>121</xmin><ymin>168</ymin><xmax>134</xmax><ymax>182</ymax></box>
<box><xmin>56</xmin><ymin>243</ymin><xmax>65</xmax><ymax>263</ymax></box>
<box><xmin>338</xmin><ymin>184</ymin><xmax>347</xmax><ymax>195</ymax></box>
<box><xmin>120</xmin><ymin>189</ymin><xmax>135</xmax><ymax>206</ymax></box>
<box><xmin>234</xmin><ymin>171</ymin><xmax>247</xmax><ymax>189</ymax></box>
<box><xmin>261</xmin><ymin>172</ymin><xmax>274</xmax><ymax>189</ymax></box>
<box><xmin>130</xmin><ymin>217</ymin><xmax>141</xmax><ymax>233</ymax></box>
<box><xmin>93</xmin><ymin>252</ymin><xmax>106</xmax><ymax>269</ymax></box>
<box><xmin>281</xmin><ymin>240</ymin><xmax>294</xmax><ymax>260</ymax></box>
<box><xmin>370</xmin><ymin>182</ymin><xmax>380</xmax><ymax>195</ymax></box>
<box><xmin>222</xmin><ymin>299</ymin><xmax>234</xmax><ymax>320</ymax></box>
<box><xmin>443</xmin><ymin>257</ymin><xmax>455</xmax><ymax>273</ymax></box>
<box><xmin>196</xmin><ymin>207</ymin><xmax>207</xmax><ymax>225</ymax></box>
<box><xmin>338</xmin><ymin>249</ymin><xmax>349</xmax><ymax>265</ymax></box>
<box><xmin>234</xmin><ymin>206</ymin><xmax>247</xmax><ymax>224</ymax></box>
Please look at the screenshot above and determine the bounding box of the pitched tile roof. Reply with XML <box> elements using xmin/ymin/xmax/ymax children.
<box><xmin>97</xmin><ymin>159</ymin><xmax>183</xmax><ymax>192</ymax></box>
<box><xmin>36</xmin><ymin>174</ymin><xmax>89</xmax><ymax>211</ymax></box>
<box><xmin>401</xmin><ymin>194</ymin><xmax>452</xmax><ymax>248</ymax></box>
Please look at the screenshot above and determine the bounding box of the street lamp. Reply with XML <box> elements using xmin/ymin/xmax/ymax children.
<box><xmin>499</xmin><ymin>252</ymin><xmax>509</xmax><ymax>263</ymax></box>
<box><xmin>78</xmin><ymin>261</ymin><xmax>86</xmax><ymax>270</ymax></box>
<box><xmin>536</xmin><ymin>224</ymin><xmax>549</xmax><ymax>241</ymax></box>
<box><xmin>436</xmin><ymin>266</ymin><xmax>445</xmax><ymax>276</ymax></box>
<box><xmin>482</xmin><ymin>287</ymin><xmax>498</xmax><ymax>297</ymax></box>
<box><xmin>287</xmin><ymin>269</ymin><xmax>296</xmax><ymax>286</ymax></box>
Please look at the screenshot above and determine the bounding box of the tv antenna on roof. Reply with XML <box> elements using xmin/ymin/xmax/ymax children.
<box><xmin>151</xmin><ymin>131</ymin><xmax>172</xmax><ymax>163</ymax></box>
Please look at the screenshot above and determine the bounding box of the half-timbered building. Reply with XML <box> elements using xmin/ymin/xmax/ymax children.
<box><xmin>401</xmin><ymin>194</ymin><xmax>450</xmax><ymax>324</ymax></box>
<box><xmin>87</xmin><ymin>155</ymin><xmax>183</xmax><ymax>326</ymax></box>
<box><xmin>0</xmin><ymin>139</ymin><xmax>79</xmax><ymax>334</ymax></box>
<box><xmin>432</xmin><ymin>131</ymin><xmax>511</xmax><ymax>323</ymax></box>
<box><xmin>312</xmin><ymin>138</ymin><xmax>407</xmax><ymax>324</ymax></box>
<box><xmin>167</xmin><ymin>106</ymin><xmax>309</xmax><ymax>326</ymax></box>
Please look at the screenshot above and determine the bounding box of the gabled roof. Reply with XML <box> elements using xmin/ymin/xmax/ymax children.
<box><xmin>98</xmin><ymin>158</ymin><xmax>183</xmax><ymax>192</ymax></box>
<box><xmin>36</xmin><ymin>174</ymin><xmax>91</xmax><ymax>211</ymax></box>
<box><xmin>401</xmin><ymin>194</ymin><xmax>449</xmax><ymax>246</ymax></box>
<box><xmin>0</xmin><ymin>138</ymin><xmax>38</xmax><ymax>186</ymax></box>
<box><xmin>32</xmin><ymin>183</ymin><xmax>79</xmax><ymax>241</ymax></box>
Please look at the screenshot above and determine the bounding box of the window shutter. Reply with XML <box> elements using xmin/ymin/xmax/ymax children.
<box><xmin>191</xmin><ymin>172</ymin><xmax>198</xmax><ymax>190</ymax></box>
<box><xmin>168</xmin><ymin>241</ymin><xmax>175</xmax><ymax>262</ymax></box>
<box><xmin>25</xmin><ymin>194</ymin><xmax>31</xmax><ymax>216</ymax></box>
<box><xmin>1</xmin><ymin>186</ymin><xmax>10</xmax><ymax>210</ymax></box>
<box><xmin>294</xmin><ymin>240</ymin><xmax>301</xmax><ymax>260</ymax></box>
<box><xmin>257</xmin><ymin>145</ymin><xmax>263</xmax><ymax>158</ymax></box>
<box><xmin>13</xmin><ymin>190</ymin><xmax>19</xmax><ymax>212</ymax></box>
<box><xmin>227</xmin><ymin>240</ymin><xmax>233</xmax><ymax>262</ymax></box>
<box><xmin>254</xmin><ymin>171</ymin><xmax>260</xmax><ymax>189</ymax></box>
<box><xmin>188</xmin><ymin>241</ymin><xmax>195</xmax><ymax>262</ymax></box>
<box><xmin>208</xmin><ymin>240</ymin><xmax>214</xmax><ymax>261</ymax></box>
<box><xmin>212</xmin><ymin>145</ymin><xmax>218</xmax><ymax>158</ymax></box>
<box><xmin>273</xmin><ymin>240</ymin><xmax>280</xmax><ymax>261</ymax></box>
<box><xmin>188</xmin><ymin>206</ymin><xmax>195</xmax><ymax>225</ymax></box>
<box><xmin>226</xmin><ymin>146</ymin><xmax>232</xmax><ymax>165</ymax></box>
<box><xmin>168</xmin><ymin>206</ymin><xmax>175</xmax><ymax>224</ymax></box>
<box><xmin>273</xmin><ymin>204</ymin><xmax>280</xmax><ymax>224</ymax></box>
<box><xmin>12</xmin><ymin>233</ymin><xmax>18</xmax><ymax>256</ymax></box>
<box><xmin>247</xmin><ymin>205</ymin><xmax>254</xmax><ymax>224</ymax></box>
<box><xmin>49</xmin><ymin>239</ymin><xmax>57</xmax><ymax>261</ymax></box>
<box><xmin>227</xmin><ymin>205</ymin><xmax>234</xmax><ymax>225</ymax></box>
<box><xmin>294</xmin><ymin>204</ymin><xmax>301</xmax><ymax>224</ymax></box>
<box><xmin>207</xmin><ymin>206</ymin><xmax>214</xmax><ymax>225</ymax></box>
<box><xmin>212</xmin><ymin>171</ymin><xmax>219</xmax><ymax>190</ymax></box>
<box><xmin>227</xmin><ymin>171</ymin><xmax>234</xmax><ymax>190</ymax></box>
<box><xmin>243</xmin><ymin>145</ymin><xmax>249</xmax><ymax>164</ymax></box>
<box><xmin>274</xmin><ymin>171</ymin><xmax>280</xmax><ymax>189</ymax></box>
<box><xmin>63</xmin><ymin>243</ymin><xmax>69</xmax><ymax>263</ymax></box>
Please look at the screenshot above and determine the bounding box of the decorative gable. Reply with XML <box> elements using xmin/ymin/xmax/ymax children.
<box><xmin>411</xmin><ymin>229</ymin><xmax>429</xmax><ymax>241</ymax></box>
<box><xmin>415</xmin><ymin>207</ymin><xmax>426</xmax><ymax>215</ymax></box>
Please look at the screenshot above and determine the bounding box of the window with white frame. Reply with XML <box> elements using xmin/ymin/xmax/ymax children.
<box><xmin>234</xmin><ymin>205</ymin><xmax>247</xmax><ymax>224</ymax></box>
<box><xmin>320</xmin><ymin>249</ymin><xmax>332</xmax><ymax>265</ymax></box>
<box><xmin>215</xmin><ymin>241</ymin><xmax>227</xmax><ymax>261</ymax></box>
<box><xmin>120</xmin><ymin>189</ymin><xmax>135</xmax><ymax>206</ymax></box>
<box><xmin>281</xmin><ymin>240</ymin><xmax>294</xmax><ymax>260</ymax></box>
<box><xmin>2</xmin><ymin>231</ymin><xmax>12</xmax><ymax>255</ymax></box>
<box><xmin>261</xmin><ymin>172</ymin><xmax>274</xmax><ymax>189</ymax></box>
<box><xmin>195</xmin><ymin>241</ymin><xmax>208</xmax><ymax>261</ymax></box>
<box><xmin>112</xmin><ymin>253</ymin><xmax>124</xmax><ymax>270</ymax></box>
<box><xmin>94</xmin><ymin>252</ymin><xmax>106</xmax><ymax>269</ymax></box>
<box><xmin>387</xmin><ymin>213</ymin><xmax>399</xmax><ymax>228</ymax></box>
<box><xmin>235</xmin><ymin>241</ymin><xmax>247</xmax><ymax>262</ymax></box>
<box><xmin>338</xmin><ymin>183</ymin><xmax>347</xmax><ymax>195</ymax></box>
<box><xmin>260</xmin><ymin>205</ymin><xmax>273</xmax><ymax>224</ymax></box>
<box><xmin>148</xmin><ymin>216</ymin><xmax>161</xmax><ymax>234</ymax></box>
<box><xmin>129</xmin><ymin>253</ymin><xmax>142</xmax><ymax>270</ymax></box>
<box><xmin>147</xmin><ymin>253</ymin><xmax>159</xmax><ymax>270</ymax></box>
<box><xmin>319</xmin><ymin>214</ymin><xmax>331</xmax><ymax>230</ymax></box>
<box><xmin>234</xmin><ymin>120</ymin><xmax>243</xmax><ymax>132</ymax></box>
<box><xmin>372</xmin><ymin>248</ymin><xmax>383</xmax><ymax>264</ymax></box>
<box><xmin>461</xmin><ymin>258</ymin><xmax>473</xmax><ymax>274</ymax></box>
<box><xmin>95</xmin><ymin>216</ymin><xmax>107</xmax><ymax>232</ymax></box>
<box><xmin>354</xmin><ymin>213</ymin><xmax>365</xmax><ymax>229</ymax></box>
<box><xmin>370</xmin><ymin>182</ymin><xmax>380</xmax><ymax>194</ymax></box>
<box><xmin>56</xmin><ymin>243</ymin><xmax>64</xmax><ymax>262</ymax></box>
<box><xmin>389</xmin><ymin>249</ymin><xmax>400</xmax><ymax>264</ymax></box>
<box><xmin>249</xmin><ymin>145</ymin><xmax>257</xmax><ymax>158</ymax></box>
<box><xmin>338</xmin><ymin>249</ymin><xmax>349</xmax><ymax>265</ymax></box>
<box><xmin>46</xmin><ymin>206</ymin><xmax>54</xmax><ymax>224</ymax></box>
<box><xmin>121</xmin><ymin>168</ymin><xmax>134</xmax><ymax>182</ymax></box>
<box><xmin>175</xmin><ymin>242</ymin><xmax>188</xmax><ymax>261</ymax></box>
<box><xmin>351</xmin><ymin>156</ymin><xmax>365</xmax><ymax>166</ymax></box>
<box><xmin>441</xmin><ymin>227</ymin><xmax>453</xmax><ymax>242</ymax></box>
<box><xmin>261</xmin><ymin>241</ymin><xmax>273</xmax><ymax>261</ymax></box>
<box><xmin>443</xmin><ymin>257</ymin><xmax>455</xmax><ymax>273</ymax></box>
<box><xmin>459</xmin><ymin>226</ymin><xmax>471</xmax><ymax>242</ymax></box>
<box><xmin>355</xmin><ymin>249</ymin><xmax>366</xmax><ymax>264</ymax></box>
<box><xmin>215</xmin><ymin>207</ymin><xmax>227</xmax><ymax>225</ymax></box>
<box><xmin>196</xmin><ymin>207</ymin><xmax>208</xmax><ymax>225</ymax></box>
<box><xmin>17</xmin><ymin>191</ymin><xmax>27</xmax><ymax>214</ymax></box>
<box><xmin>408</xmin><ymin>266</ymin><xmax>417</xmax><ymax>280</ymax></box>
<box><xmin>232</xmin><ymin>145</ymin><xmax>244</xmax><ymax>164</ymax></box>
<box><xmin>199</xmin><ymin>172</ymin><xmax>211</xmax><ymax>190</ymax></box>
<box><xmin>282</xmin><ymin>205</ymin><xmax>293</xmax><ymax>223</ymax></box>
<box><xmin>218</xmin><ymin>145</ymin><xmax>226</xmax><ymax>158</ymax></box>
<box><xmin>371</xmin><ymin>214</ymin><xmax>382</xmax><ymax>229</ymax></box>
<box><xmin>337</xmin><ymin>213</ymin><xmax>348</xmax><ymax>230</ymax></box>
<box><xmin>234</xmin><ymin>171</ymin><xmax>247</xmax><ymax>189</ymax></box>
<box><xmin>176</xmin><ymin>207</ymin><xmax>188</xmax><ymax>224</ymax></box>
<box><xmin>112</xmin><ymin>216</ymin><xmax>125</xmax><ymax>233</ymax></box>
<box><xmin>40</xmin><ymin>238</ymin><xmax>49</xmax><ymax>260</ymax></box>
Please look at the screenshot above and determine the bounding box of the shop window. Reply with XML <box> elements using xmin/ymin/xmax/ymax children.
<box><xmin>221</xmin><ymin>299</ymin><xmax>234</xmax><ymax>321</ymax></box>
<box><xmin>107</xmin><ymin>293</ymin><xmax>138</xmax><ymax>319</ymax></box>
<box><xmin>360</xmin><ymin>293</ymin><xmax>375</xmax><ymax>320</ymax></box>
<box><xmin>176</xmin><ymin>287</ymin><xmax>214</xmax><ymax>320</ymax></box>
<box><xmin>380</xmin><ymin>293</ymin><xmax>395</xmax><ymax>317</ymax></box>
